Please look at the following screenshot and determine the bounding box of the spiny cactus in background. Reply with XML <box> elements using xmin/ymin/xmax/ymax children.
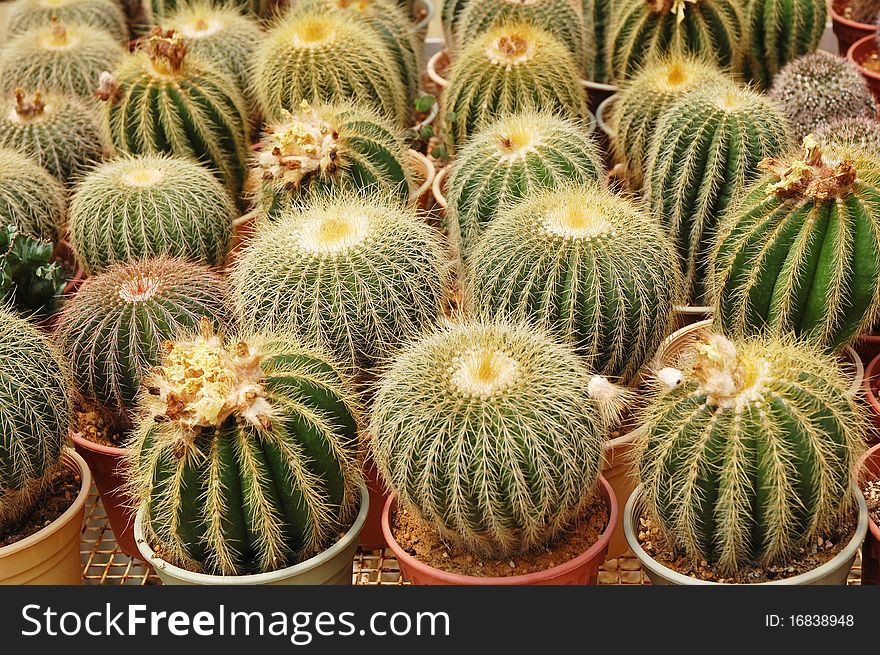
<box><xmin>231</xmin><ymin>193</ymin><xmax>448</xmax><ymax>370</ymax></box>
<box><xmin>612</xmin><ymin>54</ymin><xmax>725</xmax><ymax>189</ymax></box>
<box><xmin>99</xmin><ymin>28</ymin><xmax>249</xmax><ymax>198</ymax></box>
<box><xmin>645</xmin><ymin>82</ymin><xmax>792</xmax><ymax>304</ymax></box>
<box><xmin>744</xmin><ymin>0</ymin><xmax>825</xmax><ymax>89</ymax></box>
<box><xmin>0</xmin><ymin>19</ymin><xmax>124</xmax><ymax>100</ymax></box>
<box><xmin>769</xmin><ymin>51</ymin><xmax>877</xmax><ymax>140</ymax></box>
<box><xmin>5</xmin><ymin>0</ymin><xmax>128</xmax><ymax>42</ymax></box>
<box><xmin>608</xmin><ymin>0</ymin><xmax>744</xmax><ymax>82</ymax></box>
<box><xmin>582</xmin><ymin>0</ymin><xmax>615</xmax><ymax>82</ymax></box>
<box><xmin>126</xmin><ymin>322</ymin><xmax>362</xmax><ymax>575</ymax></box>
<box><xmin>815</xmin><ymin>117</ymin><xmax>880</xmax><ymax>156</ymax></box>
<box><xmin>0</xmin><ymin>89</ymin><xmax>105</xmax><ymax>182</ymax></box>
<box><xmin>441</xmin><ymin>0</ymin><xmax>470</xmax><ymax>43</ymax></box>
<box><xmin>467</xmin><ymin>184</ymin><xmax>683</xmax><ymax>383</ymax></box>
<box><xmin>712</xmin><ymin>136</ymin><xmax>880</xmax><ymax>351</ymax></box>
<box><xmin>0</xmin><ymin>307</ymin><xmax>69</xmax><ymax>529</ymax></box>
<box><xmin>68</xmin><ymin>154</ymin><xmax>234</xmax><ymax>275</ymax></box>
<box><xmin>842</xmin><ymin>0</ymin><xmax>880</xmax><ymax>22</ymax></box>
<box><xmin>252</xmin><ymin>10</ymin><xmax>408</xmax><ymax>126</ymax></box>
<box><xmin>290</xmin><ymin>0</ymin><xmax>420</xmax><ymax>110</ymax></box>
<box><xmin>0</xmin><ymin>224</ymin><xmax>66</xmax><ymax>318</ymax></box>
<box><xmin>56</xmin><ymin>257</ymin><xmax>233</xmax><ymax>426</ymax></box>
<box><xmin>455</xmin><ymin>0</ymin><xmax>588</xmax><ymax>65</ymax></box>
<box><xmin>0</xmin><ymin>147</ymin><xmax>66</xmax><ymax>241</ymax></box>
<box><xmin>447</xmin><ymin>111</ymin><xmax>604</xmax><ymax>255</ymax></box>
<box><xmin>371</xmin><ymin>319</ymin><xmax>616</xmax><ymax>557</ymax></box>
<box><xmin>166</xmin><ymin>4</ymin><xmax>262</xmax><ymax>103</ymax></box>
<box><xmin>441</xmin><ymin>23</ymin><xmax>587</xmax><ymax>148</ymax></box>
<box><xmin>147</xmin><ymin>0</ymin><xmax>272</xmax><ymax>23</ymax></box>
<box><xmin>251</xmin><ymin>102</ymin><xmax>412</xmax><ymax>221</ymax></box>
<box><xmin>638</xmin><ymin>332</ymin><xmax>866</xmax><ymax>574</ymax></box>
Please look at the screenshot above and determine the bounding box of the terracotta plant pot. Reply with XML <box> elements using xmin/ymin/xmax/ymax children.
<box><xmin>135</xmin><ymin>484</ymin><xmax>368</xmax><ymax>585</ymax></box>
<box><xmin>359</xmin><ymin>455</ymin><xmax>389</xmax><ymax>550</ymax></box>
<box><xmin>856</xmin><ymin>443</ymin><xmax>880</xmax><ymax>584</ymax></box>
<box><xmin>855</xmin><ymin>333</ymin><xmax>880</xmax><ymax>364</ymax></box>
<box><xmin>69</xmin><ymin>431</ymin><xmax>140</xmax><ymax>559</ymax></box>
<box><xmin>863</xmin><ymin>353</ymin><xmax>880</xmax><ymax>440</ymax></box>
<box><xmin>411</xmin><ymin>0</ymin><xmax>434</xmax><ymax>44</ymax></box>
<box><xmin>426</xmin><ymin>49</ymin><xmax>449</xmax><ymax>92</ymax></box>
<box><xmin>408</xmin><ymin>148</ymin><xmax>436</xmax><ymax>211</ymax></box>
<box><xmin>848</xmin><ymin>34</ymin><xmax>880</xmax><ymax>104</ymax></box>
<box><xmin>382</xmin><ymin>474</ymin><xmax>617</xmax><ymax>585</ymax></box>
<box><xmin>432</xmin><ymin>166</ymin><xmax>447</xmax><ymax>211</ymax></box>
<box><xmin>596</xmin><ymin>94</ymin><xmax>616</xmax><ymax>143</ymax></box>
<box><xmin>0</xmin><ymin>448</ymin><xmax>91</xmax><ymax>585</ymax></box>
<box><xmin>831</xmin><ymin>0</ymin><xmax>879</xmax><ymax>56</ymax></box>
<box><xmin>581</xmin><ymin>79</ymin><xmax>617</xmax><ymax>116</ymax></box>
<box><xmin>624</xmin><ymin>482</ymin><xmax>868</xmax><ymax>585</ymax></box>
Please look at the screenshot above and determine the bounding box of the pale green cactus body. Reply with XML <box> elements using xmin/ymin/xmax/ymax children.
<box><xmin>5</xmin><ymin>0</ymin><xmax>128</xmax><ymax>42</ymax></box>
<box><xmin>0</xmin><ymin>147</ymin><xmax>66</xmax><ymax>241</ymax></box>
<box><xmin>582</xmin><ymin>0</ymin><xmax>615</xmax><ymax>82</ymax></box>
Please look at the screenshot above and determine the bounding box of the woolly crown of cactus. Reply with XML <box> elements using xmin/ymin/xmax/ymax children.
<box><xmin>126</xmin><ymin>321</ymin><xmax>362</xmax><ymax>575</ymax></box>
<box><xmin>0</xmin><ymin>19</ymin><xmax>124</xmax><ymax>100</ymax></box>
<box><xmin>712</xmin><ymin>135</ymin><xmax>880</xmax><ymax>350</ymax></box>
<box><xmin>5</xmin><ymin>0</ymin><xmax>128</xmax><ymax>42</ymax></box>
<box><xmin>370</xmin><ymin>319</ymin><xmax>625</xmax><ymax>557</ymax></box>
<box><xmin>0</xmin><ymin>147</ymin><xmax>66</xmax><ymax>241</ymax></box>
<box><xmin>0</xmin><ymin>88</ymin><xmax>105</xmax><ymax>182</ymax></box>
<box><xmin>638</xmin><ymin>331</ymin><xmax>866</xmax><ymax>574</ymax></box>
<box><xmin>769</xmin><ymin>51</ymin><xmax>877</xmax><ymax>140</ymax></box>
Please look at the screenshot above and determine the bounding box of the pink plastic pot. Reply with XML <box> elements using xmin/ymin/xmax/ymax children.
<box><xmin>382</xmin><ymin>474</ymin><xmax>617</xmax><ymax>585</ymax></box>
<box><xmin>831</xmin><ymin>0</ymin><xmax>879</xmax><ymax>56</ymax></box>
<box><xmin>855</xmin><ymin>444</ymin><xmax>880</xmax><ymax>584</ymax></box>
<box><xmin>848</xmin><ymin>35</ymin><xmax>880</xmax><ymax>105</ymax></box>
<box><xmin>69</xmin><ymin>430</ymin><xmax>140</xmax><ymax>559</ymax></box>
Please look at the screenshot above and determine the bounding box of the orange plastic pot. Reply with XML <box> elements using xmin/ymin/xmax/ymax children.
<box><xmin>855</xmin><ymin>444</ymin><xmax>880</xmax><ymax>584</ymax></box>
<box><xmin>382</xmin><ymin>474</ymin><xmax>617</xmax><ymax>585</ymax></box>
<box><xmin>831</xmin><ymin>0</ymin><xmax>879</xmax><ymax>56</ymax></box>
<box><xmin>848</xmin><ymin>35</ymin><xmax>880</xmax><ymax>105</ymax></box>
<box><xmin>70</xmin><ymin>430</ymin><xmax>140</xmax><ymax>559</ymax></box>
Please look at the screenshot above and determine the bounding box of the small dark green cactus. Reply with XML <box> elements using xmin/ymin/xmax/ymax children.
<box><xmin>0</xmin><ymin>147</ymin><xmax>66</xmax><ymax>241</ymax></box>
<box><xmin>0</xmin><ymin>224</ymin><xmax>66</xmax><ymax>318</ymax></box>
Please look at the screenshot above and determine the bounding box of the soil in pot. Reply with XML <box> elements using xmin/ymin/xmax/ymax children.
<box><xmin>634</xmin><ymin>504</ymin><xmax>859</xmax><ymax>584</ymax></box>
<box><xmin>865</xmin><ymin>478</ymin><xmax>880</xmax><ymax>526</ymax></box>
<box><xmin>862</xmin><ymin>52</ymin><xmax>880</xmax><ymax>74</ymax></box>
<box><xmin>0</xmin><ymin>467</ymin><xmax>80</xmax><ymax>548</ymax></box>
<box><xmin>75</xmin><ymin>406</ymin><xmax>125</xmax><ymax>447</ymax></box>
<box><xmin>390</xmin><ymin>494</ymin><xmax>608</xmax><ymax>577</ymax></box>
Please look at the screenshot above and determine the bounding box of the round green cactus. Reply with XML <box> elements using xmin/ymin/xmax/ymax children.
<box><xmin>744</xmin><ymin>0</ymin><xmax>826</xmax><ymax>89</ymax></box>
<box><xmin>68</xmin><ymin>154</ymin><xmax>234</xmax><ymax>275</ymax></box>
<box><xmin>0</xmin><ymin>19</ymin><xmax>124</xmax><ymax>101</ymax></box>
<box><xmin>712</xmin><ymin>137</ymin><xmax>880</xmax><ymax>351</ymax></box>
<box><xmin>815</xmin><ymin>117</ymin><xmax>880</xmax><ymax>157</ymax></box>
<box><xmin>608</xmin><ymin>0</ymin><xmax>744</xmax><ymax>82</ymax></box>
<box><xmin>166</xmin><ymin>3</ymin><xmax>262</xmax><ymax>103</ymax></box>
<box><xmin>0</xmin><ymin>147</ymin><xmax>66</xmax><ymax>241</ymax></box>
<box><xmin>55</xmin><ymin>257</ymin><xmax>233</xmax><ymax>425</ymax></box>
<box><xmin>447</xmin><ymin>111</ymin><xmax>604</xmax><ymax>255</ymax></box>
<box><xmin>126</xmin><ymin>323</ymin><xmax>362</xmax><ymax>575</ymax></box>
<box><xmin>98</xmin><ymin>28</ymin><xmax>249</xmax><ymax>198</ymax></box>
<box><xmin>645</xmin><ymin>82</ymin><xmax>793</xmax><ymax>304</ymax></box>
<box><xmin>769</xmin><ymin>51</ymin><xmax>877</xmax><ymax>140</ymax></box>
<box><xmin>253</xmin><ymin>10</ymin><xmax>408</xmax><ymax>126</ymax></box>
<box><xmin>0</xmin><ymin>307</ymin><xmax>69</xmax><ymax>528</ymax></box>
<box><xmin>467</xmin><ymin>184</ymin><xmax>683</xmax><ymax>383</ymax></box>
<box><xmin>147</xmin><ymin>0</ymin><xmax>272</xmax><ymax>23</ymax></box>
<box><xmin>231</xmin><ymin>193</ymin><xmax>448</xmax><ymax>370</ymax></box>
<box><xmin>611</xmin><ymin>54</ymin><xmax>725</xmax><ymax>189</ymax></box>
<box><xmin>5</xmin><ymin>0</ymin><xmax>128</xmax><ymax>42</ymax></box>
<box><xmin>441</xmin><ymin>23</ymin><xmax>588</xmax><ymax>148</ymax></box>
<box><xmin>455</xmin><ymin>0</ymin><xmax>588</xmax><ymax>65</ymax></box>
<box><xmin>370</xmin><ymin>319</ymin><xmax>613</xmax><ymax>557</ymax></box>
<box><xmin>251</xmin><ymin>102</ymin><xmax>412</xmax><ymax>220</ymax></box>
<box><xmin>0</xmin><ymin>89</ymin><xmax>105</xmax><ymax>182</ymax></box>
<box><xmin>638</xmin><ymin>331</ymin><xmax>866</xmax><ymax>574</ymax></box>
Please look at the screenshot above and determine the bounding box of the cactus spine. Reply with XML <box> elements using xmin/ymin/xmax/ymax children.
<box><xmin>0</xmin><ymin>307</ymin><xmax>69</xmax><ymax>528</ymax></box>
<box><xmin>608</xmin><ymin>0</ymin><xmax>744</xmax><ymax>81</ymax></box>
<box><xmin>0</xmin><ymin>89</ymin><xmax>105</xmax><ymax>182</ymax></box>
<box><xmin>638</xmin><ymin>332</ymin><xmax>866</xmax><ymax>574</ymax></box>
<box><xmin>645</xmin><ymin>83</ymin><xmax>793</xmax><ymax>304</ymax></box>
<box><xmin>456</xmin><ymin>0</ymin><xmax>588</xmax><ymax>65</ymax></box>
<box><xmin>612</xmin><ymin>55</ymin><xmax>725</xmax><ymax>189</ymax></box>
<box><xmin>99</xmin><ymin>28</ymin><xmax>249</xmax><ymax>198</ymax></box>
<box><xmin>251</xmin><ymin>102</ymin><xmax>412</xmax><ymax>220</ymax></box>
<box><xmin>582</xmin><ymin>0</ymin><xmax>615</xmax><ymax>82</ymax></box>
<box><xmin>370</xmin><ymin>319</ymin><xmax>610</xmax><ymax>557</ymax></box>
<box><xmin>126</xmin><ymin>323</ymin><xmax>362</xmax><ymax>575</ymax></box>
<box><xmin>467</xmin><ymin>184</ymin><xmax>683</xmax><ymax>382</ymax></box>
<box><xmin>815</xmin><ymin>117</ymin><xmax>880</xmax><ymax>157</ymax></box>
<box><xmin>744</xmin><ymin>0</ymin><xmax>826</xmax><ymax>89</ymax></box>
<box><xmin>231</xmin><ymin>193</ymin><xmax>448</xmax><ymax>370</ymax></box>
<box><xmin>0</xmin><ymin>147</ymin><xmax>66</xmax><ymax>241</ymax></box>
<box><xmin>447</xmin><ymin>111</ymin><xmax>604</xmax><ymax>256</ymax></box>
<box><xmin>712</xmin><ymin>137</ymin><xmax>880</xmax><ymax>350</ymax></box>
<box><xmin>253</xmin><ymin>10</ymin><xmax>408</xmax><ymax>126</ymax></box>
<box><xmin>769</xmin><ymin>51</ymin><xmax>877</xmax><ymax>140</ymax></box>
<box><xmin>6</xmin><ymin>0</ymin><xmax>128</xmax><ymax>42</ymax></box>
<box><xmin>441</xmin><ymin>23</ymin><xmax>588</xmax><ymax>148</ymax></box>
<box><xmin>56</xmin><ymin>257</ymin><xmax>233</xmax><ymax>425</ymax></box>
<box><xmin>441</xmin><ymin>0</ymin><xmax>470</xmax><ymax>43</ymax></box>
<box><xmin>0</xmin><ymin>19</ymin><xmax>124</xmax><ymax>101</ymax></box>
